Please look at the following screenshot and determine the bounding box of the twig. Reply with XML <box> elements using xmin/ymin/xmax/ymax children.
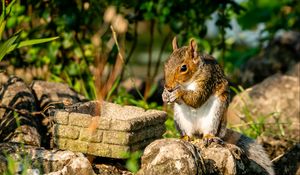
<box><xmin>0</xmin><ymin>104</ymin><xmax>43</xmax><ymax>117</ymax></box>
<box><xmin>110</xmin><ymin>25</ymin><xmax>125</xmax><ymax>63</ymax></box>
<box><xmin>0</xmin><ymin>101</ymin><xmax>62</xmax><ymax>119</ymax></box>
<box><xmin>101</xmin><ymin>26</ymin><xmax>125</xmax><ymax>99</ymax></box>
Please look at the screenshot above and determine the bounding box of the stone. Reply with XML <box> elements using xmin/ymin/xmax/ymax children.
<box><xmin>53</xmin><ymin>101</ymin><xmax>167</xmax><ymax>159</ymax></box>
<box><xmin>9</xmin><ymin>125</ymin><xmax>41</xmax><ymax>146</ymax></box>
<box><xmin>54</xmin><ymin>125</ymin><xmax>80</xmax><ymax>139</ymax></box>
<box><xmin>137</xmin><ymin>139</ymin><xmax>203</xmax><ymax>175</ymax></box>
<box><xmin>102</xmin><ymin>130</ymin><xmax>132</xmax><ymax>145</ymax></box>
<box><xmin>93</xmin><ymin>163</ymin><xmax>133</xmax><ymax>175</ymax></box>
<box><xmin>66</xmin><ymin>140</ymin><xmax>89</xmax><ymax>153</ymax></box>
<box><xmin>102</xmin><ymin>125</ymin><xmax>165</xmax><ymax>145</ymax></box>
<box><xmin>54</xmin><ymin>111</ymin><xmax>69</xmax><ymax>125</ymax></box>
<box><xmin>95</xmin><ymin>116</ymin><xmax>111</xmax><ymax>130</ymax></box>
<box><xmin>69</xmin><ymin>113</ymin><xmax>93</xmax><ymax>127</ymax></box>
<box><xmin>138</xmin><ymin>138</ymin><xmax>272</xmax><ymax>175</ymax></box>
<box><xmin>0</xmin><ymin>76</ymin><xmax>40</xmax><ymax>146</ymax></box>
<box><xmin>30</xmin><ymin>80</ymin><xmax>88</xmax><ymax>110</ymax></box>
<box><xmin>0</xmin><ymin>142</ymin><xmax>95</xmax><ymax>175</ymax></box>
<box><xmin>87</xmin><ymin>143</ymin><xmax>111</xmax><ymax>157</ymax></box>
<box><xmin>54</xmin><ymin>138</ymin><xmax>68</xmax><ymax>149</ymax></box>
<box><xmin>227</xmin><ymin>70</ymin><xmax>300</xmax><ymax>141</ymax></box>
<box><xmin>79</xmin><ymin>128</ymin><xmax>103</xmax><ymax>142</ymax></box>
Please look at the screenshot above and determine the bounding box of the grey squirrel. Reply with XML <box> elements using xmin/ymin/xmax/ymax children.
<box><xmin>162</xmin><ymin>37</ymin><xmax>275</xmax><ymax>175</ymax></box>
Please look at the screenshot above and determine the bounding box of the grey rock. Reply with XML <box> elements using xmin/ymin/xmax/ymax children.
<box><xmin>30</xmin><ymin>80</ymin><xmax>88</xmax><ymax>111</ymax></box>
<box><xmin>0</xmin><ymin>142</ymin><xmax>95</xmax><ymax>175</ymax></box>
<box><xmin>228</xmin><ymin>69</ymin><xmax>300</xmax><ymax>141</ymax></box>
<box><xmin>138</xmin><ymin>138</ymin><xmax>270</xmax><ymax>175</ymax></box>
<box><xmin>0</xmin><ymin>76</ymin><xmax>40</xmax><ymax>146</ymax></box>
<box><xmin>137</xmin><ymin>139</ymin><xmax>203</xmax><ymax>175</ymax></box>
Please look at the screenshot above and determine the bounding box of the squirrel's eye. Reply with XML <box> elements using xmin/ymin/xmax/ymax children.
<box><xmin>180</xmin><ymin>65</ymin><xmax>187</xmax><ymax>72</ymax></box>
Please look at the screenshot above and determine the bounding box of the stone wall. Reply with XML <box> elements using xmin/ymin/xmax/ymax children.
<box><xmin>53</xmin><ymin>101</ymin><xmax>167</xmax><ymax>159</ymax></box>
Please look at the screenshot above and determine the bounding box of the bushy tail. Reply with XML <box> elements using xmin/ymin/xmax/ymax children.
<box><xmin>224</xmin><ymin>129</ymin><xmax>275</xmax><ymax>175</ymax></box>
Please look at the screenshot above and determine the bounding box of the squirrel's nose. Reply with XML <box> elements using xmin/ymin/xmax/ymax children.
<box><xmin>164</xmin><ymin>85</ymin><xmax>179</xmax><ymax>92</ymax></box>
<box><xmin>164</xmin><ymin>85</ymin><xmax>173</xmax><ymax>92</ymax></box>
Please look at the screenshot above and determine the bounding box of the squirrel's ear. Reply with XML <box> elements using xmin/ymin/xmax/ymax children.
<box><xmin>172</xmin><ymin>37</ymin><xmax>178</xmax><ymax>51</ymax></box>
<box><xmin>189</xmin><ymin>39</ymin><xmax>198</xmax><ymax>58</ymax></box>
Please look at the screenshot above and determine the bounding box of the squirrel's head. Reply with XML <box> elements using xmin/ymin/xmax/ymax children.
<box><xmin>164</xmin><ymin>37</ymin><xmax>201</xmax><ymax>91</ymax></box>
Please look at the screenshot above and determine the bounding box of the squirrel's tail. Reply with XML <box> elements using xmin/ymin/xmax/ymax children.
<box><xmin>224</xmin><ymin>129</ymin><xmax>275</xmax><ymax>175</ymax></box>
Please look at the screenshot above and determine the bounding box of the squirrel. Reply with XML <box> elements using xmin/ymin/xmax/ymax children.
<box><xmin>162</xmin><ymin>37</ymin><xmax>275</xmax><ymax>175</ymax></box>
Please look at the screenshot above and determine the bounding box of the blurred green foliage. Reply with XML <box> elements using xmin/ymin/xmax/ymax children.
<box><xmin>0</xmin><ymin>0</ymin><xmax>58</xmax><ymax>61</ymax></box>
<box><xmin>1</xmin><ymin>0</ymin><xmax>245</xmax><ymax>100</ymax></box>
<box><xmin>123</xmin><ymin>151</ymin><xmax>143</xmax><ymax>173</ymax></box>
<box><xmin>238</xmin><ymin>0</ymin><xmax>300</xmax><ymax>34</ymax></box>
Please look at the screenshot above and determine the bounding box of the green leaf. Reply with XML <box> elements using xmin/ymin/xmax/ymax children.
<box><xmin>106</xmin><ymin>76</ymin><xmax>121</xmax><ymax>101</ymax></box>
<box><xmin>7</xmin><ymin>36</ymin><xmax>59</xmax><ymax>53</ymax></box>
<box><xmin>0</xmin><ymin>20</ymin><xmax>6</xmax><ymax>38</ymax></box>
<box><xmin>0</xmin><ymin>34</ymin><xmax>20</xmax><ymax>61</ymax></box>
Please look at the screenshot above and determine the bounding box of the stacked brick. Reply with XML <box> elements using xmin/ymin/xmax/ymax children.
<box><xmin>53</xmin><ymin>101</ymin><xmax>167</xmax><ymax>159</ymax></box>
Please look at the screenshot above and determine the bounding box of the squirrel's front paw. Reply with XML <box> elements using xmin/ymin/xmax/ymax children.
<box><xmin>169</xmin><ymin>89</ymin><xmax>181</xmax><ymax>103</ymax></box>
<box><xmin>162</xmin><ymin>88</ymin><xmax>181</xmax><ymax>104</ymax></box>
<box><xmin>162</xmin><ymin>89</ymin><xmax>170</xmax><ymax>103</ymax></box>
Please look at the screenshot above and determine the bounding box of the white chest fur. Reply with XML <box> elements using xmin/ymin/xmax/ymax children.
<box><xmin>174</xmin><ymin>95</ymin><xmax>222</xmax><ymax>136</ymax></box>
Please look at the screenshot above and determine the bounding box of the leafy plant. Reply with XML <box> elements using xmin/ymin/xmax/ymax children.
<box><xmin>163</xmin><ymin>116</ymin><xmax>180</xmax><ymax>138</ymax></box>
<box><xmin>123</xmin><ymin>151</ymin><xmax>142</xmax><ymax>173</ymax></box>
<box><xmin>3</xmin><ymin>153</ymin><xmax>33</xmax><ymax>175</ymax></box>
<box><xmin>0</xmin><ymin>0</ymin><xmax>58</xmax><ymax>61</ymax></box>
